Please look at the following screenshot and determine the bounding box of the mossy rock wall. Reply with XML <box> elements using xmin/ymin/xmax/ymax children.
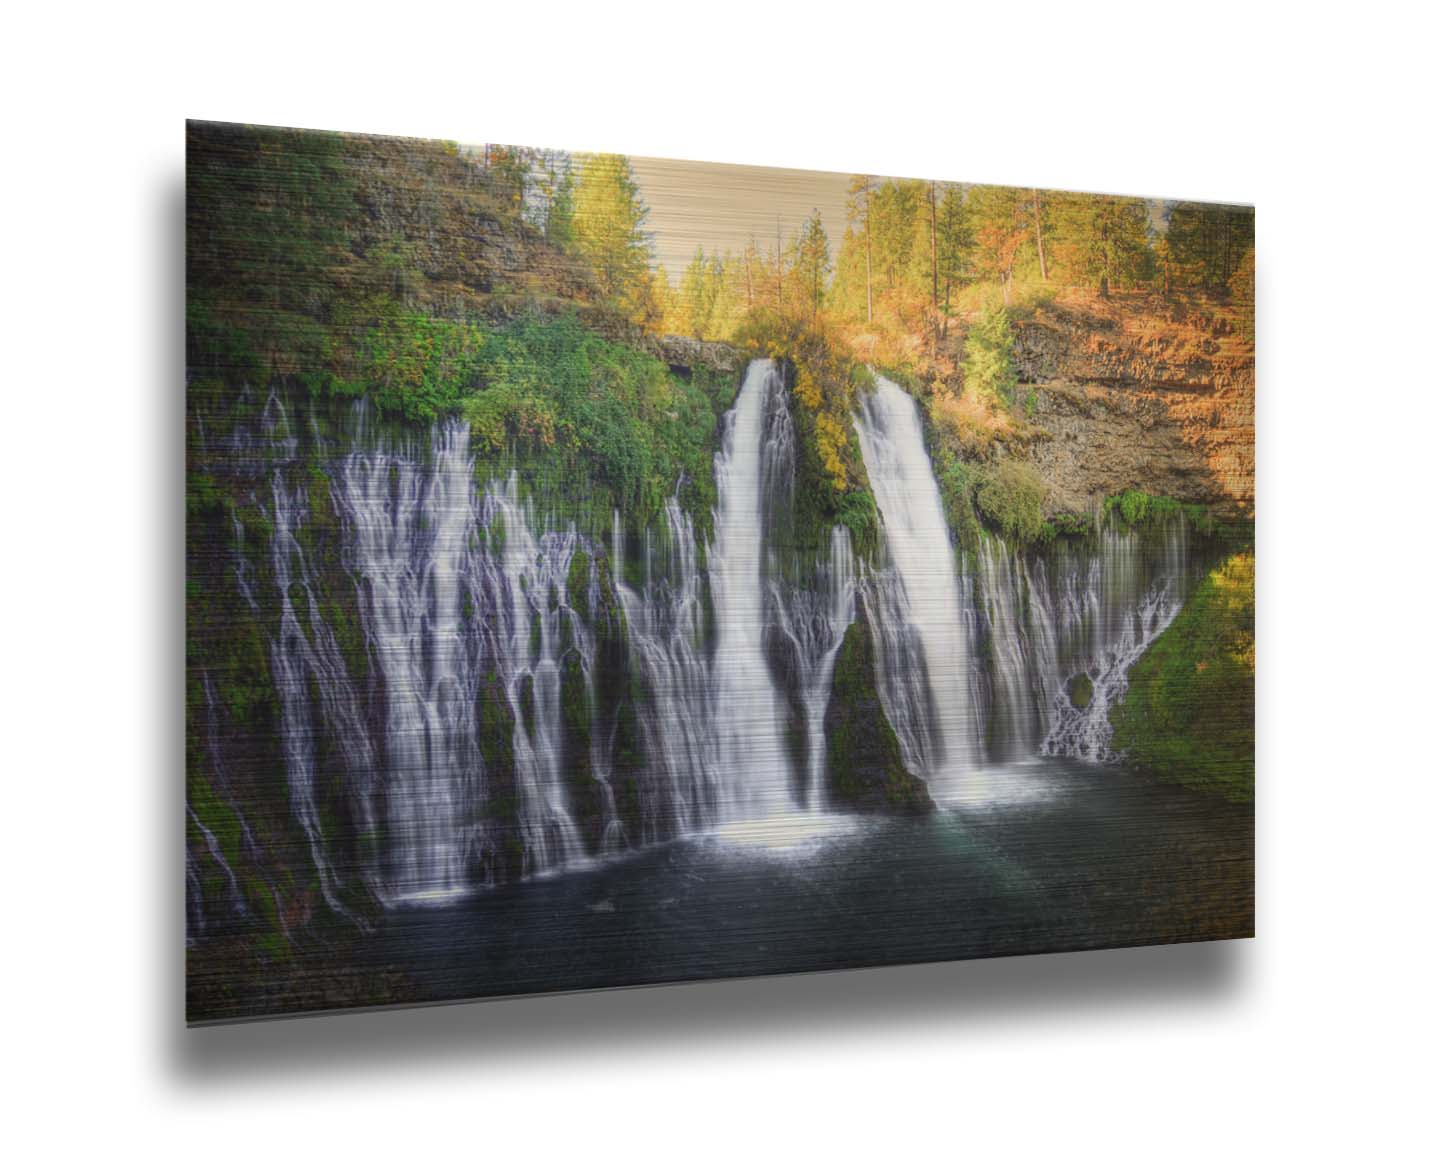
<box><xmin>824</xmin><ymin>607</ymin><xmax>933</xmax><ymax>814</ymax></box>
<box><xmin>1112</xmin><ymin>551</ymin><xmax>1255</xmax><ymax>802</ymax></box>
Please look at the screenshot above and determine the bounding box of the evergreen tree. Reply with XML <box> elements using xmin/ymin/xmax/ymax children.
<box><xmin>870</xmin><ymin>179</ymin><xmax>924</xmax><ymax>291</ymax></box>
<box><xmin>831</xmin><ymin>225</ymin><xmax>870</xmax><ymax>321</ymax></box>
<box><xmin>845</xmin><ymin>175</ymin><xmax>875</xmax><ymax>323</ymax></box>
<box><xmin>707</xmin><ymin>252</ymin><xmax>736</xmax><ymax>339</ymax></box>
<box><xmin>540</xmin><ymin>153</ymin><xmax>575</xmax><ymax>250</ymax></box>
<box><xmin>573</xmin><ymin>153</ymin><xmax>655</xmax><ymax>323</ymax></box>
<box><xmin>967</xmin><ymin>184</ymin><xmax>1029</xmax><ymax>301</ymax></box>
<box><xmin>651</xmin><ymin>265</ymin><xmax>676</xmax><ymax>333</ymax></box>
<box><xmin>1051</xmin><ymin>193</ymin><xmax>1154</xmax><ymax>296</ymax></box>
<box><xmin>1165</xmin><ymin>201</ymin><xmax>1255</xmax><ymax>295</ymax></box>
<box><xmin>935</xmin><ymin>183</ymin><xmax>974</xmax><ymax>336</ymax></box>
<box><xmin>794</xmin><ymin>210</ymin><xmax>832</xmax><ymax>318</ymax></box>
<box><xmin>679</xmin><ymin>246</ymin><xmax>712</xmax><ymax>338</ymax></box>
<box><xmin>1028</xmin><ymin>189</ymin><xmax>1051</xmax><ymax>281</ymax></box>
<box><xmin>963</xmin><ymin>301</ymin><xmax>1018</xmax><ymax>404</ymax></box>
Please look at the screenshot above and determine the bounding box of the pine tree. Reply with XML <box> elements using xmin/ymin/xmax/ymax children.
<box><xmin>1051</xmin><ymin>192</ymin><xmax>1154</xmax><ymax>296</ymax></box>
<box><xmin>541</xmin><ymin>153</ymin><xmax>575</xmax><ymax>250</ymax></box>
<box><xmin>967</xmin><ymin>184</ymin><xmax>1028</xmax><ymax>302</ymax></box>
<box><xmin>935</xmin><ymin>184</ymin><xmax>974</xmax><ymax>337</ymax></box>
<box><xmin>1029</xmin><ymin>189</ymin><xmax>1050</xmax><ymax>281</ymax></box>
<box><xmin>572</xmin><ymin>153</ymin><xmax>655</xmax><ymax>323</ymax></box>
<box><xmin>1165</xmin><ymin>202</ymin><xmax>1255</xmax><ymax>296</ymax></box>
<box><xmin>794</xmin><ymin>210</ymin><xmax>831</xmax><ymax>318</ymax></box>
<box><xmin>679</xmin><ymin>246</ymin><xmax>712</xmax><ymax>338</ymax></box>
<box><xmin>846</xmin><ymin>175</ymin><xmax>875</xmax><ymax>323</ymax></box>
<box><xmin>870</xmin><ymin>179</ymin><xmax>924</xmax><ymax>292</ymax></box>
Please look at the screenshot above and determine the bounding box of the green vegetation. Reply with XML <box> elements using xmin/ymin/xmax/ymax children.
<box><xmin>187</xmin><ymin>122</ymin><xmax>1253</xmax><ymax>950</ymax></box>
<box><xmin>962</xmin><ymin>302</ymin><xmax>1018</xmax><ymax>404</ymax></box>
<box><xmin>571</xmin><ymin>152</ymin><xmax>657</xmax><ymax>326</ymax></box>
<box><xmin>1112</xmin><ymin>552</ymin><xmax>1255</xmax><ymax>801</ymax></box>
<box><xmin>1162</xmin><ymin>202</ymin><xmax>1256</xmax><ymax>297</ymax></box>
<box><xmin>732</xmin><ymin>308</ymin><xmax>881</xmax><ymax>556</ymax></box>
<box><xmin>975</xmin><ymin>459</ymin><xmax>1048</xmax><ymax>546</ymax></box>
<box><xmin>1106</xmin><ymin>490</ymin><xmax>1217</xmax><ymax>536</ymax></box>
<box><xmin>459</xmin><ymin>315</ymin><xmax>734</xmax><ymax>529</ymax></box>
<box><xmin>929</xmin><ymin>440</ymin><xmax>982</xmax><ymax>551</ymax></box>
<box><xmin>825</xmin><ymin>618</ymin><xmax>931</xmax><ymax>814</ymax></box>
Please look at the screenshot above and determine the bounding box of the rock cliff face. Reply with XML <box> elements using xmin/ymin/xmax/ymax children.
<box><xmin>1012</xmin><ymin>298</ymin><xmax>1254</xmax><ymax>518</ymax></box>
<box><xmin>645</xmin><ymin>334</ymin><xmax>744</xmax><ymax>375</ymax></box>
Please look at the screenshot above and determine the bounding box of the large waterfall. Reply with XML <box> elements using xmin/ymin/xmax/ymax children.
<box><xmin>188</xmin><ymin>360</ymin><xmax>1209</xmax><ymax>937</ymax></box>
<box><xmin>856</xmin><ymin>374</ymin><xmax>1202</xmax><ymax>783</ymax></box>
<box><xmin>854</xmin><ymin>377</ymin><xmax>980</xmax><ymax>795</ymax></box>
<box><xmin>709</xmin><ymin>361</ymin><xmax>802</xmax><ymax>822</ymax></box>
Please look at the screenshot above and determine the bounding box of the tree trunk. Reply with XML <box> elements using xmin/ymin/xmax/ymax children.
<box><xmin>776</xmin><ymin>217</ymin><xmax>783</xmax><ymax>309</ymax></box>
<box><xmin>930</xmin><ymin>183</ymin><xmax>939</xmax><ymax>308</ymax></box>
<box><xmin>1032</xmin><ymin>188</ymin><xmax>1048</xmax><ymax>281</ymax></box>
<box><xmin>929</xmin><ymin>183</ymin><xmax>940</xmax><ymax>355</ymax></box>
<box><xmin>865</xmin><ymin>221</ymin><xmax>873</xmax><ymax>324</ymax></box>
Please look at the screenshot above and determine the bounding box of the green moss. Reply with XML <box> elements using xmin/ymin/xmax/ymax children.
<box><xmin>188</xmin><ymin>769</ymin><xmax>244</xmax><ymax>866</ymax></box>
<box><xmin>559</xmin><ymin>650</ymin><xmax>604</xmax><ymax>850</ymax></box>
<box><xmin>1112</xmin><ymin>551</ymin><xmax>1255</xmax><ymax>801</ymax></box>
<box><xmin>566</xmin><ymin>551</ymin><xmax>592</xmax><ymax>620</ymax></box>
<box><xmin>1105</xmin><ymin>489</ymin><xmax>1218</xmax><ymax>537</ymax></box>
<box><xmin>1067</xmin><ymin>673</ymin><xmax>1094</xmax><ymax>710</ymax></box>
<box><xmin>306</xmin><ymin>468</ymin><xmax>332</xmax><ymax>523</ymax></box>
<box><xmin>975</xmin><ymin>459</ymin><xmax>1048</xmax><ymax>546</ymax></box>
<box><xmin>218</xmin><ymin>619</ymin><xmax>276</xmax><ymax>725</ymax></box>
<box><xmin>1041</xmin><ymin>511</ymin><xmax>1093</xmax><ymax>543</ymax></box>
<box><xmin>459</xmin><ymin>316</ymin><xmax>735</xmax><ymax>536</ymax></box>
<box><xmin>824</xmin><ymin>619</ymin><xmax>931</xmax><ymax>813</ymax></box>
<box><xmin>930</xmin><ymin>440</ymin><xmax>982</xmax><ymax>553</ymax></box>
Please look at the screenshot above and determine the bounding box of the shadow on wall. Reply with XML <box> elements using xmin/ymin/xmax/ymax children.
<box><xmin>160</xmin><ymin>168</ymin><xmax>1250</xmax><ymax>1086</ymax></box>
<box><xmin>167</xmin><ymin>940</ymin><xmax>1247</xmax><ymax>1084</ymax></box>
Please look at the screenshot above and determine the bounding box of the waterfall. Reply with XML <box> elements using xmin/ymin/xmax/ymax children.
<box><xmin>708</xmin><ymin>360</ymin><xmax>800</xmax><ymax>822</ymax></box>
<box><xmin>268</xmin><ymin>473</ymin><xmax>376</xmax><ymax>921</ymax></box>
<box><xmin>612</xmin><ymin>503</ymin><xmax>719</xmax><ymax>840</ymax></box>
<box><xmin>854</xmin><ymin>376</ymin><xmax>980</xmax><ymax>791</ymax></box>
<box><xmin>189</xmin><ymin>368</ymin><xmax>1213</xmax><ymax>946</ymax></box>
<box><xmin>334</xmin><ymin>423</ymin><xmax>484</xmax><ymax>901</ymax></box>
<box><xmin>770</xmin><ymin>525</ymin><xmax>857</xmax><ymax>809</ymax></box>
<box><xmin>478</xmin><ymin>476</ymin><xmax>592</xmax><ymax>874</ymax></box>
<box><xmin>1039</xmin><ymin>516</ymin><xmax>1192</xmax><ymax>761</ymax></box>
<box><xmin>850</xmin><ymin>375</ymin><xmax>1201</xmax><ymax>788</ymax></box>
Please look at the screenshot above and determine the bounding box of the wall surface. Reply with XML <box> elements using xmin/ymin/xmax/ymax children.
<box><xmin>6</xmin><ymin>2</ymin><xmax>1436</xmax><ymax>1147</ymax></box>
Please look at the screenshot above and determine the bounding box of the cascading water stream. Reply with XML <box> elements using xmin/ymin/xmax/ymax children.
<box><xmin>612</xmin><ymin>503</ymin><xmax>719</xmax><ymax>840</ymax></box>
<box><xmin>769</xmin><ymin>525</ymin><xmax>856</xmax><ymax>809</ymax></box>
<box><xmin>190</xmin><ymin>371</ymin><xmax>1210</xmax><ymax>949</ymax></box>
<box><xmin>1039</xmin><ymin>515</ymin><xmax>1191</xmax><ymax>761</ymax></box>
<box><xmin>708</xmin><ymin>360</ymin><xmax>800</xmax><ymax>824</ymax></box>
<box><xmin>267</xmin><ymin>473</ymin><xmax>375</xmax><ymax>920</ymax></box>
<box><xmin>334</xmin><ymin>423</ymin><xmax>482</xmax><ymax>902</ymax></box>
<box><xmin>853</xmin><ymin>376</ymin><xmax>980</xmax><ymax>793</ymax></box>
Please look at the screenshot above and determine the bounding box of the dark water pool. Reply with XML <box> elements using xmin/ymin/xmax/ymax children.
<box><xmin>354</xmin><ymin>760</ymin><xmax>1252</xmax><ymax>1009</ymax></box>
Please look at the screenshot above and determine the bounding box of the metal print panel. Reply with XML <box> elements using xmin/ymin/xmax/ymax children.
<box><xmin>185</xmin><ymin>120</ymin><xmax>1254</xmax><ymax>1023</ymax></box>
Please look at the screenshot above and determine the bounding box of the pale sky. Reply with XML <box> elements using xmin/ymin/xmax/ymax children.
<box><xmin>467</xmin><ymin>141</ymin><xmax>1203</xmax><ymax>282</ymax></box>
<box><xmin>629</xmin><ymin>154</ymin><xmax>854</xmax><ymax>281</ymax></box>
<box><xmin>628</xmin><ymin>155</ymin><xmax>1185</xmax><ymax>282</ymax></box>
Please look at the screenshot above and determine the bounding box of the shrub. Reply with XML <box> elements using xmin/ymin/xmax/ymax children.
<box><xmin>975</xmin><ymin>459</ymin><xmax>1047</xmax><ymax>545</ymax></box>
<box><xmin>962</xmin><ymin>302</ymin><xmax>1018</xmax><ymax>405</ymax></box>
